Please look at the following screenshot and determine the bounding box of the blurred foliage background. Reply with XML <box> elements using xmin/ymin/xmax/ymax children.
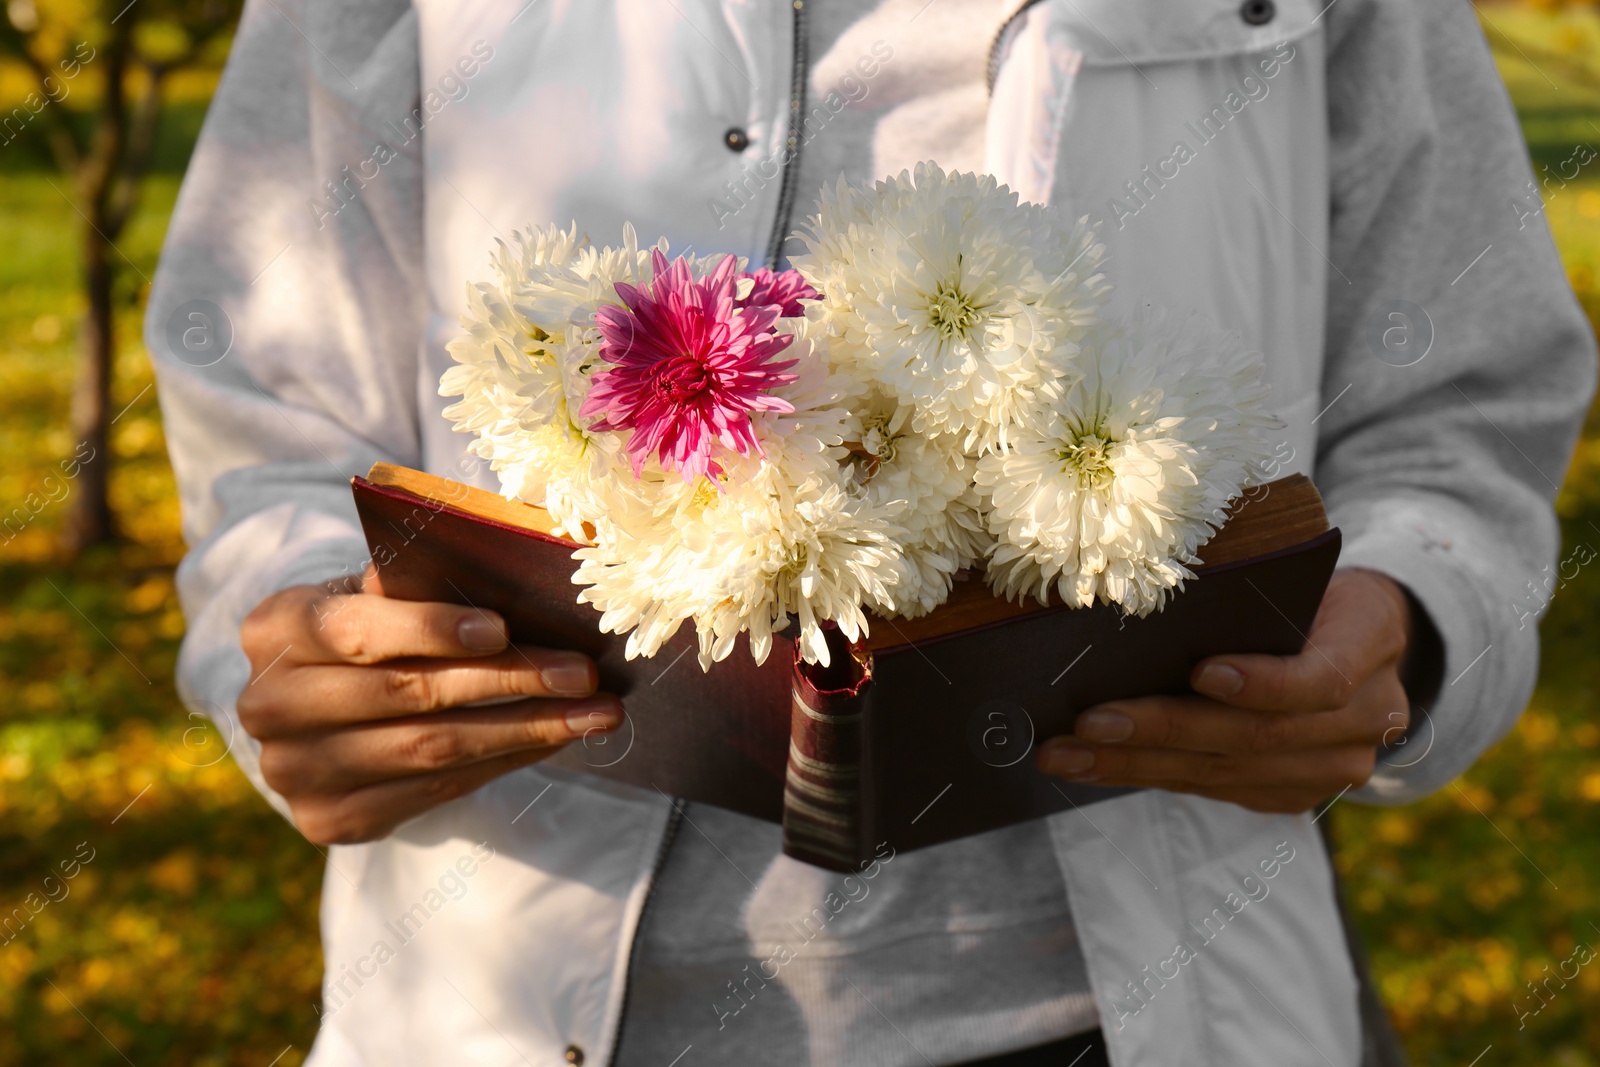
<box><xmin>0</xmin><ymin>2</ymin><xmax>1598</xmax><ymax>1065</ymax></box>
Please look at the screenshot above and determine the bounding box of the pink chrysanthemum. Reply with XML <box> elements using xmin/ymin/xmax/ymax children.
<box><xmin>582</xmin><ymin>251</ymin><xmax>800</xmax><ymax>480</ymax></box>
<box><xmin>738</xmin><ymin>267</ymin><xmax>818</xmax><ymax>318</ymax></box>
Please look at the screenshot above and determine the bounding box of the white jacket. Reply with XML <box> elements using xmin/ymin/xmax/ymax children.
<box><xmin>147</xmin><ymin>0</ymin><xmax>1595</xmax><ymax>1064</ymax></box>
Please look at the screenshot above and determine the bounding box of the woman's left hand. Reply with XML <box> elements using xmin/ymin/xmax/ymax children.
<box><xmin>1036</xmin><ymin>568</ymin><xmax>1416</xmax><ymax>814</ymax></box>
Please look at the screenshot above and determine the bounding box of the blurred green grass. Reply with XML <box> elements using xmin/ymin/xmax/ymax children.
<box><xmin>0</xmin><ymin>5</ymin><xmax>1598</xmax><ymax>1066</ymax></box>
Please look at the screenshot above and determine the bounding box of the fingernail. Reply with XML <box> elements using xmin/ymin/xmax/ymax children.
<box><xmin>1194</xmin><ymin>664</ymin><xmax>1244</xmax><ymax>698</ymax></box>
<box><xmin>458</xmin><ymin>613</ymin><xmax>507</xmax><ymax>651</ymax></box>
<box><xmin>1077</xmin><ymin>708</ymin><xmax>1134</xmax><ymax>743</ymax></box>
<box><xmin>1041</xmin><ymin>742</ymin><xmax>1096</xmax><ymax>776</ymax></box>
<box><xmin>540</xmin><ymin>653</ymin><xmax>595</xmax><ymax>697</ymax></box>
<box><xmin>565</xmin><ymin>700</ymin><xmax>621</xmax><ymax>736</ymax></box>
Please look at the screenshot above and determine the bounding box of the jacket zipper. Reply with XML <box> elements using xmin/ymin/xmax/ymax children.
<box><xmin>986</xmin><ymin>0</ymin><xmax>1051</xmax><ymax>94</ymax></box>
<box><xmin>608</xmin><ymin>14</ymin><xmax>807</xmax><ymax>1059</ymax></box>
<box><xmin>605</xmin><ymin>798</ymin><xmax>685</xmax><ymax>1066</ymax></box>
<box><xmin>764</xmin><ymin>0</ymin><xmax>810</xmax><ymax>269</ymax></box>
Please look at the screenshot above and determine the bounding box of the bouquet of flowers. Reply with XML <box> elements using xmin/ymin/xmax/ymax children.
<box><xmin>441</xmin><ymin>164</ymin><xmax>1279</xmax><ymax>670</ymax></box>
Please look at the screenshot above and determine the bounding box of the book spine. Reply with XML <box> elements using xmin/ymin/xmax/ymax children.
<box><xmin>781</xmin><ymin>636</ymin><xmax>873</xmax><ymax>872</ymax></box>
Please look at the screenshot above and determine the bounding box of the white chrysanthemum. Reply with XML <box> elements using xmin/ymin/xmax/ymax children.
<box><xmin>793</xmin><ymin>163</ymin><xmax>1108</xmax><ymax>452</ymax></box>
<box><xmin>573</xmin><ymin>456</ymin><xmax>909</xmax><ymax>670</ymax></box>
<box><xmin>441</xmin><ymin>225</ymin><xmax>616</xmax><ymax>514</ymax></box>
<box><xmin>839</xmin><ymin>389</ymin><xmax>989</xmax><ymax>617</ymax></box>
<box><xmin>976</xmin><ymin>308</ymin><xmax>1280</xmax><ymax>616</ymax></box>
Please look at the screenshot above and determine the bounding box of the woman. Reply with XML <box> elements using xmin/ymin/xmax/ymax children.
<box><xmin>148</xmin><ymin>0</ymin><xmax>1594</xmax><ymax>1063</ymax></box>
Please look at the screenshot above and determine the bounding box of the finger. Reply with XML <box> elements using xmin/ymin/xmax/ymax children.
<box><xmin>292</xmin><ymin>747</ymin><xmax>559</xmax><ymax>845</ymax></box>
<box><xmin>1189</xmin><ymin>570</ymin><xmax>1409</xmax><ymax>712</ymax></box>
<box><xmin>249</xmin><ymin>585</ymin><xmax>513</xmax><ymax>666</ymax></box>
<box><xmin>260</xmin><ymin>695</ymin><xmax>622</xmax><ymax>795</ymax></box>
<box><xmin>1073</xmin><ymin>681</ymin><xmax>1399</xmax><ymax>755</ymax></box>
<box><xmin>243</xmin><ymin>645</ymin><xmax>600</xmax><ymax>736</ymax></box>
<box><xmin>1037</xmin><ymin>737</ymin><xmax>1377</xmax><ymax>793</ymax></box>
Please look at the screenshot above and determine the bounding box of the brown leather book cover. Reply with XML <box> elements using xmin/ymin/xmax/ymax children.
<box><xmin>352</xmin><ymin>465</ymin><xmax>1339</xmax><ymax>871</ymax></box>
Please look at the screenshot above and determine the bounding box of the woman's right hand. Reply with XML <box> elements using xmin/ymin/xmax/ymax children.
<box><xmin>237</xmin><ymin>569</ymin><xmax>621</xmax><ymax>845</ymax></box>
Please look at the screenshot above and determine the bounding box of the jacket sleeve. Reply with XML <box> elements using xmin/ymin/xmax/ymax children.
<box><xmin>147</xmin><ymin>0</ymin><xmax>424</xmax><ymax>819</ymax></box>
<box><xmin>1318</xmin><ymin>0</ymin><xmax>1596</xmax><ymax>802</ymax></box>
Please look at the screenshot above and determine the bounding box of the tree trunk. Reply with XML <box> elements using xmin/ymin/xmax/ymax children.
<box><xmin>58</xmin><ymin>19</ymin><xmax>132</xmax><ymax>559</ymax></box>
<box><xmin>62</xmin><ymin>224</ymin><xmax>116</xmax><ymax>555</ymax></box>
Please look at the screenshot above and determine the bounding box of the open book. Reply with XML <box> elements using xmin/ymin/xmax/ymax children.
<box><xmin>352</xmin><ymin>464</ymin><xmax>1340</xmax><ymax>871</ymax></box>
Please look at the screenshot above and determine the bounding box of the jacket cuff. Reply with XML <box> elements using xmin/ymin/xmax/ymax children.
<box><xmin>175</xmin><ymin>534</ymin><xmax>373</xmax><ymax>823</ymax></box>
<box><xmin>1330</xmin><ymin>495</ymin><xmax>1540</xmax><ymax>804</ymax></box>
